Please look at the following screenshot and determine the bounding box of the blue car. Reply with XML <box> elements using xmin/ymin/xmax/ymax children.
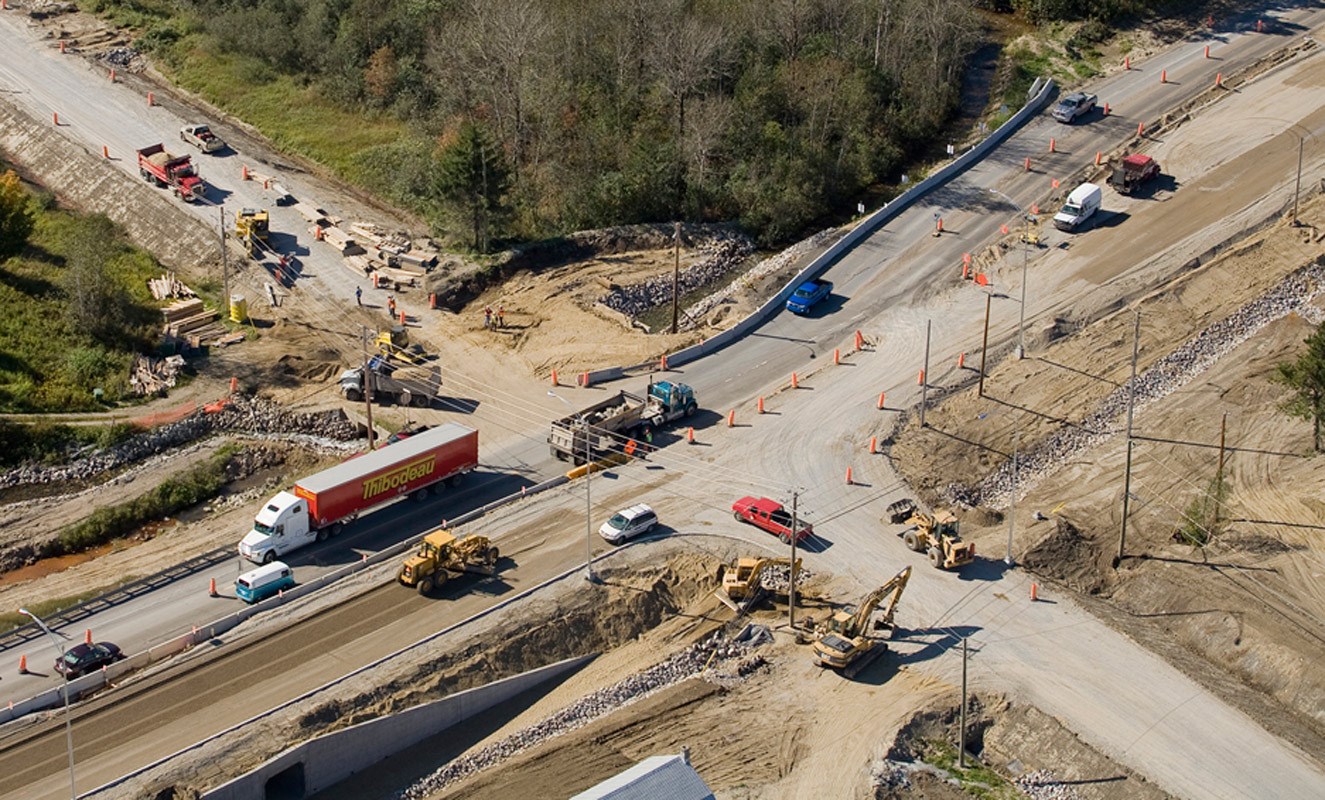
<box><xmin>786</xmin><ymin>279</ymin><xmax>833</xmax><ymax>314</ymax></box>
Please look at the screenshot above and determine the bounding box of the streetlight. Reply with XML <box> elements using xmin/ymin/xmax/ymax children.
<box><xmin>548</xmin><ymin>391</ymin><xmax>597</xmax><ymax>583</ymax></box>
<box><xmin>19</xmin><ymin>608</ymin><xmax>77</xmax><ymax>800</ymax></box>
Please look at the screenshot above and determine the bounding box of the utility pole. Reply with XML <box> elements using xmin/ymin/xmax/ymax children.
<box><xmin>1118</xmin><ymin>311</ymin><xmax>1141</xmax><ymax>564</ymax></box>
<box><xmin>671</xmin><ymin>222</ymin><xmax>681</xmax><ymax>334</ymax></box>
<box><xmin>959</xmin><ymin>636</ymin><xmax>968</xmax><ymax>768</ymax></box>
<box><xmin>361</xmin><ymin>328</ymin><xmax>375</xmax><ymax>451</ymax></box>
<box><xmin>1017</xmin><ymin>214</ymin><xmax>1031</xmax><ymax>359</ymax></box>
<box><xmin>584</xmin><ymin>415</ymin><xmax>595</xmax><ymax>583</ymax></box>
<box><xmin>979</xmin><ymin>292</ymin><xmax>991</xmax><ymax>397</ymax></box>
<box><xmin>920</xmin><ymin>320</ymin><xmax>931</xmax><ymax>427</ymax></box>
<box><xmin>1006</xmin><ymin>429</ymin><xmax>1018</xmax><ymax>566</ymax></box>
<box><xmin>1292</xmin><ymin>137</ymin><xmax>1304</xmax><ymax>226</ymax></box>
<box><xmin>1216</xmin><ymin>412</ymin><xmax>1228</xmax><ymax>527</ymax></box>
<box><xmin>219</xmin><ymin>206</ymin><xmax>229</xmax><ymax>314</ymax></box>
<box><xmin>789</xmin><ymin>491</ymin><xmax>799</xmax><ymax>629</ymax></box>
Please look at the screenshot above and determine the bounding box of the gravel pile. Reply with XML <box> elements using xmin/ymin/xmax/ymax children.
<box><xmin>951</xmin><ymin>262</ymin><xmax>1325</xmax><ymax>509</ymax></box>
<box><xmin>682</xmin><ymin>226</ymin><xmax>845</xmax><ymax>329</ymax></box>
<box><xmin>758</xmin><ymin>563</ymin><xmax>813</xmax><ymax>594</ymax></box>
<box><xmin>600</xmin><ymin>235</ymin><xmax>754</xmax><ymax>318</ymax></box>
<box><xmin>0</xmin><ymin>394</ymin><xmax>361</xmax><ymax>490</ymax></box>
<box><xmin>399</xmin><ymin>631</ymin><xmax>769</xmax><ymax>799</ymax></box>
<box><xmin>869</xmin><ymin>758</ymin><xmax>913</xmax><ymax>790</ymax></box>
<box><xmin>1015</xmin><ymin>769</ymin><xmax>1082</xmax><ymax>800</ymax></box>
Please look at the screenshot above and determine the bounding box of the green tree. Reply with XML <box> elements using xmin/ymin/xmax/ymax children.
<box><xmin>434</xmin><ymin>121</ymin><xmax>512</xmax><ymax>253</ymax></box>
<box><xmin>62</xmin><ymin>214</ymin><xmax>132</xmax><ymax>344</ymax></box>
<box><xmin>0</xmin><ymin>170</ymin><xmax>35</xmax><ymax>258</ymax></box>
<box><xmin>1274</xmin><ymin>321</ymin><xmax>1325</xmax><ymax>452</ymax></box>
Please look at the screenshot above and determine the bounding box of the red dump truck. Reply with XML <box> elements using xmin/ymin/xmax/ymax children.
<box><xmin>238</xmin><ymin>423</ymin><xmax>479</xmax><ymax>563</ymax></box>
<box><xmin>136</xmin><ymin>143</ymin><xmax>205</xmax><ymax>202</ymax></box>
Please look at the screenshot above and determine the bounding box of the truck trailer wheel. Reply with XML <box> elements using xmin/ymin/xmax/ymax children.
<box><xmin>448</xmin><ymin>473</ymin><xmax>464</xmax><ymax>487</ymax></box>
<box><xmin>412</xmin><ymin>486</ymin><xmax>430</xmax><ymax>502</ymax></box>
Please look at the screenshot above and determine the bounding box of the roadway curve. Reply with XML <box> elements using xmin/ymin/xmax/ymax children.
<box><xmin>2</xmin><ymin>4</ymin><xmax>1325</xmax><ymax>799</ymax></box>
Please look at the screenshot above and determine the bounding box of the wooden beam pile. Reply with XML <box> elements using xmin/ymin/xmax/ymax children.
<box><xmin>147</xmin><ymin>272</ymin><xmax>197</xmax><ymax>301</ymax></box>
<box><xmin>129</xmin><ymin>353</ymin><xmax>187</xmax><ymax>396</ymax></box>
<box><xmin>162</xmin><ymin>298</ymin><xmax>218</xmax><ymax>337</ymax></box>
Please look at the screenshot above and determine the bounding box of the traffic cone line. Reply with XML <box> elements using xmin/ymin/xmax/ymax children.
<box><xmin>727</xmin><ymin>410</ymin><xmax>735</xmax><ymax>427</ymax></box>
<box><xmin>209</xmin><ymin>577</ymin><xmax>217</xmax><ymax>597</ymax></box>
<box><xmin>877</xmin><ymin>391</ymin><xmax>886</xmax><ymax>410</ymax></box>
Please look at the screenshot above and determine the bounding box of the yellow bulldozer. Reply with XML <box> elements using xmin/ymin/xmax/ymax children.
<box><xmin>812</xmin><ymin>565</ymin><xmax>911</xmax><ymax>678</ymax></box>
<box><xmin>716</xmin><ymin>556</ymin><xmax>802</xmax><ymax>605</ymax></box>
<box><xmin>234</xmin><ymin>207</ymin><xmax>269</xmax><ymax>257</ymax></box>
<box><xmin>888</xmin><ymin>499</ymin><xmax>974</xmax><ymax>571</ymax></box>
<box><xmin>398</xmin><ymin>529</ymin><xmax>499</xmax><ymax>596</ymax></box>
<box><xmin>376</xmin><ymin>325</ymin><xmax>428</xmax><ymax>366</ymax></box>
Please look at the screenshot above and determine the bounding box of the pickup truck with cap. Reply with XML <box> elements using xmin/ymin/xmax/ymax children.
<box><xmin>1052</xmin><ymin>92</ymin><xmax>1097</xmax><ymax>123</ymax></box>
<box><xmin>786</xmin><ymin>279</ymin><xmax>833</xmax><ymax>314</ymax></box>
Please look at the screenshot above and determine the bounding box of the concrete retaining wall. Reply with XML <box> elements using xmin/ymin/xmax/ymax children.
<box><xmin>201</xmin><ymin>655</ymin><xmax>594</xmax><ymax>800</ymax></box>
<box><xmin>663</xmin><ymin>79</ymin><xmax>1057</xmax><ymax>369</ymax></box>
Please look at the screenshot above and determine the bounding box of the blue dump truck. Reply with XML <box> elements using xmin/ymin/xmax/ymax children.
<box><xmin>786</xmin><ymin>279</ymin><xmax>833</xmax><ymax>314</ymax></box>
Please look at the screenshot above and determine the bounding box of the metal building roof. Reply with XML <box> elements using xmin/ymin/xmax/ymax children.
<box><xmin>571</xmin><ymin>753</ymin><xmax>714</xmax><ymax>800</ymax></box>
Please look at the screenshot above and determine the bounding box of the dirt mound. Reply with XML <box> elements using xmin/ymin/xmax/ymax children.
<box><xmin>1020</xmin><ymin>517</ymin><xmax>1111</xmax><ymax>595</ymax></box>
<box><xmin>271</xmin><ymin>351</ymin><xmax>346</xmax><ymax>383</ymax></box>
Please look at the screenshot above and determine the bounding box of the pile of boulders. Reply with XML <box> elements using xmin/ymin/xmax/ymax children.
<box><xmin>0</xmin><ymin>394</ymin><xmax>360</xmax><ymax>490</ymax></box>
<box><xmin>103</xmin><ymin>47</ymin><xmax>139</xmax><ymax>67</ymax></box>
<box><xmin>599</xmin><ymin>235</ymin><xmax>755</xmax><ymax>318</ymax></box>
<box><xmin>400</xmin><ymin>631</ymin><xmax>769</xmax><ymax>798</ymax></box>
<box><xmin>1015</xmin><ymin>769</ymin><xmax>1082</xmax><ymax>800</ymax></box>
<box><xmin>758</xmin><ymin>563</ymin><xmax>813</xmax><ymax>594</ymax></box>
<box><xmin>951</xmin><ymin>261</ymin><xmax>1325</xmax><ymax>509</ymax></box>
<box><xmin>681</xmin><ymin>226</ymin><xmax>845</xmax><ymax>329</ymax></box>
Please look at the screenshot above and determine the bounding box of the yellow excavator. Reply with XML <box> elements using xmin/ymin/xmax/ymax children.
<box><xmin>398</xmin><ymin>529</ymin><xmax>499</xmax><ymax>596</ymax></box>
<box><xmin>376</xmin><ymin>325</ymin><xmax>429</xmax><ymax>366</ymax></box>
<box><xmin>716</xmin><ymin>556</ymin><xmax>802</xmax><ymax>605</ymax></box>
<box><xmin>234</xmin><ymin>207</ymin><xmax>269</xmax><ymax>257</ymax></box>
<box><xmin>894</xmin><ymin>504</ymin><xmax>974</xmax><ymax>571</ymax></box>
<box><xmin>812</xmin><ymin>565</ymin><xmax>911</xmax><ymax>678</ymax></box>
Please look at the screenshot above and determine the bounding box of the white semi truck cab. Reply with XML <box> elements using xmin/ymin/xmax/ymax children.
<box><xmin>239</xmin><ymin>491</ymin><xmax>317</xmax><ymax>563</ymax></box>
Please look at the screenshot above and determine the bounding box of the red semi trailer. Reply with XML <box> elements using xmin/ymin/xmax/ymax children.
<box><xmin>136</xmin><ymin>143</ymin><xmax>206</xmax><ymax>202</ymax></box>
<box><xmin>238</xmin><ymin>423</ymin><xmax>479</xmax><ymax>563</ymax></box>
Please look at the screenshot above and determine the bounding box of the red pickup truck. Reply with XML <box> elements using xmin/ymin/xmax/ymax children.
<box><xmin>732</xmin><ymin>496</ymin><xmax>812</xmax><ymax>543</ymax></box>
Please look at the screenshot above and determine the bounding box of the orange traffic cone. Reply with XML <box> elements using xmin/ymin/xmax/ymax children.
<box><xmin>757</xmin><ymin>396</ymin><xmax>765</xmax><ymax>414</ymax></box>
<box><xmin>147</xmin><ymin>91</ymin><xmax>154</xmax><ymax>106</ymax></box>
<box><xmin>1030</xmin><ymin>583</ymin><xmax>1039</xmax><ymax>601</ymax></box>
<box><xmin>1024</xmin><ymin>157</ymin><xmax>1031</xmax><ymax>172</ymax></box>
<box><xmin>869</xmin><ymin>436</ymin><xmax>877</xmax><ymax>454</ymax></box>
<box><xmin>917</xmin><ymin>369</ymin><xmax>926</xmax><ymax>386</ymax></box>
<box><xmin>686</xmin><ymin>426</ymin><xmax>695</xmax><ymax>444</ymax></box>
<box><xmin>1048</xmin><ymin>137</ymin><xmax>1056</xmax><ymax>153</ymax></box>
<box><xmin>833</xmin><ymin>348</ymin><xmax>840</xmax><ymax>365</ymax></box>
<box><xmin>727</xmin><ymin>410</ymin><xmax>735</xmax><ymax>427</ymax></box>
<box><xmin>1094</xmin><ymin>151</ymin><xmax>1102</xmax><ymax>166</ymax></box>
<box><xmin>791</xmin><ymin>372</ymin><xmax>799</xmax><ymax>389</ymax></box>
<box><xmin>85</xmin><ymin>629</ymin><xmax>92</xmax><ymax>645</ymax></box>
<box><xmin>854</xmin><ymin>330</ymin><xmax>864</xmax><ymax>351</ymax></box>
<box><xmin>957</xmin><ymin>352</ymin><xmax>966</xmax><ymax>369</ymax></box>
<box><xmin>550</xmin><ymin>369</ymin><xmax>558</xmax><ymax>386</ymax></box>
<box><xmin>1160</xmin><ymin>69</ymin><xmax>1167</xmax><ymax>84</ymax></box>
<box><xmin>1137</xmin><ymin>121</ymin><xmax>1145</xmax><ymax>137</ymax></box>
<box><xmin>877</xmin><ymin>391</ymin><xmax>886</xmax><ymax>410</ymax></box>
<box><xmin>845</xmin><ymin>467</ymin><xmax>853</xmax><ymax>485</ymax></box>
<box><xmin>209</xmin><ymin>577</ymin><xmax>218</xmax><ymax>597</ymax></box>
<box><xmin>18</xmin><ymin>654</ymin><xmax>28</xmax><ymax>674</ymax></box>
<box><xmin>660</xmin><ymin>354</ymin><xmax>668</xmax><ymax>371</ymax></box>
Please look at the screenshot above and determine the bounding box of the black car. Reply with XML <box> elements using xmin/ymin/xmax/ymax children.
<box><xmin>54</xmin><ymin>642</ymin><xmax>123</xmax><ymax>678</ymax></box>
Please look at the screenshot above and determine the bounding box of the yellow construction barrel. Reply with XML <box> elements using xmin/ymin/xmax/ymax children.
<box><xmin>229</xmin><ymin>294</ymin><xmax>248</xmax><ymax>323</ymax></box>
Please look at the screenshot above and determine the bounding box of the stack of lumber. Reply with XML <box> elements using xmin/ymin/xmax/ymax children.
<box><xmin>147</xmin><ymin>272</ymin><xmax>196</xmax><ymax>300</ymax></box>
<box><xmin>162</xmin><ymin>298</ymin><xmax>218</xmax><ymax>337</ymax></box>
<box><xmin>322</xmin><ymin>226</ymin><xmax>365</xmax><ymax>256</ymax></box>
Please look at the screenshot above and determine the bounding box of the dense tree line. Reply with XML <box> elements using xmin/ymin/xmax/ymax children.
<box><xmin>156</xmin><ymin>0</ymin><xmax>983</xmax><ymax>247</ymax></box>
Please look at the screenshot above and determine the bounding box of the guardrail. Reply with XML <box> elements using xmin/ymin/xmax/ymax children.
<box><xmin>0</xmin><ymin>545</ymin><xmax>236</xmax><ymax>653</ymax></box>
<box><xmin>0</xmin><ymin>473</ymin><xmax>571</xmax><ymax>727</ymax></box>
<box><xmin>662</xmin><ymin>78</ymin><xmax>1057</xmax><ymax>370</ymax></box>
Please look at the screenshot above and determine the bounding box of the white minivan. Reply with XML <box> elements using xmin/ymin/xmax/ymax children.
<box><xmin>599</xmin><ymin>504</ymin><xmax>658</xmax><ymax>545</ymax></box>
<box><xmin>235</xmin><ymin>561</ymin><xmax>296</xmax><ymax>603</ymax></box>
<box><xmin>1053</xmin><ymin>182</ymin><xmax>1102</xmax><ymax>231</ymax></box>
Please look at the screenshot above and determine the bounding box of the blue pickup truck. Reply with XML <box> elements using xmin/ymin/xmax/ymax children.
<box><xmin>786</xmin><ymin>279</ymin><xmax>833</xmax><ymax>314</ymax></box>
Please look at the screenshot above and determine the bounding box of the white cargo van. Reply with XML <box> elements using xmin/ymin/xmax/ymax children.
<box><xmin>1053</xmin><ymin>182</ymin><xmax>1102</xmax><ymax>231</ymax></box>
<box><xmin>236</xmin><ymin>561</ymin><xmax>295</xmax><ymax>603</ymax></box>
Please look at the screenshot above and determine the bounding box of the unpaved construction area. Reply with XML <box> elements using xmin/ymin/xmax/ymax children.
<box><xmin>892</xmin><ymin>191</ymin><xmax>1325</xmax><ymax>762</ymax></box>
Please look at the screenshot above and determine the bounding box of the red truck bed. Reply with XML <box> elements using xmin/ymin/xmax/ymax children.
<box><xmin>294</xmin><ymin>423</ymin><xmax>478</xmax><ymax>526</ymax></box>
